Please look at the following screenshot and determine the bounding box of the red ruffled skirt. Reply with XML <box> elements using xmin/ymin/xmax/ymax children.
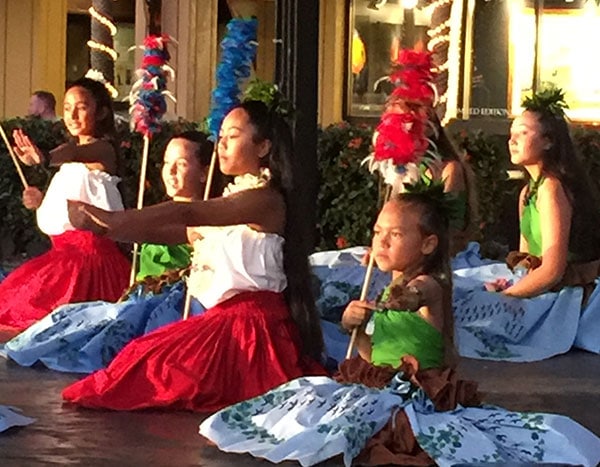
<box><xmin>0</xmin><ymin>230</ymin><xmax>130</xmax><ymax>331</ymax></box>
<box><xmin>63</xmin><ymin>291</ymin><xmax>327</xmax><ymax>412</ymax></box>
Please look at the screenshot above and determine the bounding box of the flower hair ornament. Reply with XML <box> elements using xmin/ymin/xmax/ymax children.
<box><xmin>521</xmin><ymin>88</ymin><xmax>568</xmax><ymax>118</ymax></box>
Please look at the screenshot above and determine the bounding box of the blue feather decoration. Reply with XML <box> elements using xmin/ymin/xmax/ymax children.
<box><xmin>207</xmin><ymin>18</ymin><xmax>258</xmax><ymax>141</ymax></box>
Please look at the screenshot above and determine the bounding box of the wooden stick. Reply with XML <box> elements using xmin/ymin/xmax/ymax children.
<box><xmin>129</xmin><ymin>134</ymin><xmax>151</xmax><ymax>285</ymax></box>
<box><xmin>345</xmin><ymin>185</ymin><xmax>392</xmax><ymax>359</ymax></box>
<box><xmin>203</xmin><ymin>144</ymin><xmax>218</xmax><ymax>201</ymax></box>
<box><xmin>181</xmin><ymin>285</ymin><xmax>193</xmax><ymax>320</ymax></box>
<box><xmin>182</xmin><ymin>144</ymin><xmax>218</xmax><ymax>320</ymax></box>
<box><xmin>0</xmin><ymin>124</ymin><xmax>29</xmax><ymax>188</ymax></box>
<box><xmin>345</xmin><ymin>252</ymin><xmax>377</xmax><ymax>359</ymax></box>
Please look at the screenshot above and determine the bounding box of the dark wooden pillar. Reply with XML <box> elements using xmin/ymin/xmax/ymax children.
<box><xmin>91</xmin><ymin>0</ymin><xmax>115</xmax><ymax>85</ymax></box>
<box><xmin>275</xmin><ymin>0</ymin><xmax>320</xmax><ymax>250</ymax></box>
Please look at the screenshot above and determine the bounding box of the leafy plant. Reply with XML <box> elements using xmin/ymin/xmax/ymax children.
<box><xmin>242</xmin><ymin>78</ymin><xmax>295</xmax><ymax>117</ymax></box>
<box><xmin>0</xmin><ymin>118</ymin><xmax>67</xmax><ymax>258</ymax></box>
<box><xmin>315</xmin><ymin>121</ymin><xmax>380</xmax><ymax>250</ymax></box>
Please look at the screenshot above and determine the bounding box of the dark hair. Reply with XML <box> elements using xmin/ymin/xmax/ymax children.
<box><xmin>234</xmin><ymin>100</ymin><xmax>324</xmax><ymax>360</ymax></box>
<box><xmin>67</xmin><ymin>78</ymin><xmax>115</xmax><ymax>139</ymax></box>
<box><xmin>528</xmin><ymin>109</ymin><xmax>600</xmax><ymax>260</ymax></box>
<box><xmin>32</xmin><ymin>90</ymin><xmax>56</xmax><ymax>111</ymax></box>
<box><xmin>430</xmin><ymin>112</ymin><xmax>479</xmax><ymax>237</ymax></box>
<box><xmin>394</xmin><ymin>192</ymin><xmax>456</xmax><ymax>366</ymax></box>
<box><xmin>394</xmin><ymin>192</ymin><xmax>450</xmax><ymax>279</ymax></box>
<box><xmin>173</xmin><ymin>131</ymin><xmax>214</xmax><ymax>167</ymax></box>
<box><xmin>171</xmin><ymin>131</ymin><xmax>221</xmax><ymax>198</ymax></box>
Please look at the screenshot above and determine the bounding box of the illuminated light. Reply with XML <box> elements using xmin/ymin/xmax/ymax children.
<box><xmin>86</xmin><ymin>4</ymin><xmax>118</xmax><ymax>97</ymax></box>
<box><xmin>403</xmin><ymin>0</ymin><xmax>418</xmax><ymax>9</ymax></box>
<box><xmin>427</xmin><ymin>20</ymin><xmax>451</xmax><ymax>37</ymax></box>
<box><xmin>87</xmin><ymin>40</ymin><xmax>118</xmax><ymax>61</ymax></box>
<box><xmin>85</xmin><ymin>69</ymin><xmax>119</xmax><ymax>98</ymax></box>
<box><xmin>432</xmin><ymin>61</ymin><xmax>450</xmax><ymax>72</ymax></box>
<box><xmin>427</xmin><ymin>34</ymin><xmax>450</xmax><ymax>51</ymax></box>
<box><xmin>88</xmin><ymin>7</ymin><xmax>117</xmax><ymax>36</ymax></box>
<box><xmin>428</xmin><ymin>0</ymin><xmax>452</xmax><ymax>8</ymax></box>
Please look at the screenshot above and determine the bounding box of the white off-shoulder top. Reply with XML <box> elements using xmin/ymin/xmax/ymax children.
<box><xmin>187</xmin><ymin>224</ymin><xmax>287</xmax><ymax>309</ymax></box>
<box><xmin>36</xmin><ymin>162</ymin><xmax>124</xmax><ymax>236</ymax></box>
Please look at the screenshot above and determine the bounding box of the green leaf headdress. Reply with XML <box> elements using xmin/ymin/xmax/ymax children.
<box><xmin>403</xmin><ymin>175</ymin><xmax>465</xmax><ymax>230</ymax></box>
<box><xmin>521</xmin><ymin>88</ymin><xmax>568</xmax><ymax>118</ymax></box>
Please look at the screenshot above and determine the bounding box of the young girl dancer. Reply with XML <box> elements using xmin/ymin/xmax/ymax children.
<box><xmin>453</xmin><ymin>92</ymin><xmax>600</xmax><ymax>361</ymax></box>
<box><xmin>340</xmin><ymin>192</ymin><xmax>455</xmax><ymax>370</ymax></box>
<box><xmin>200</xmin><ymin>191</ymin><xmax>600</xmax><ymax>467</ymax></box>
<box><xmin>0</xmin><ymin>78</ymin><xmax>130</xmax><ymax>332</ymax></box>
<box><xmin>61</xmin><ymin>101</ymin><xmax>326</xmax><ymax>411</ymax></box>
<box><xmin>2</xmin><ymin>131</ymin><xmax>214</xmax><ymax>373</ymax></box>
<box><xmin>494</xmin><ymin>98</ymin><xmax>600</xmax><ymax>297</ymax></box>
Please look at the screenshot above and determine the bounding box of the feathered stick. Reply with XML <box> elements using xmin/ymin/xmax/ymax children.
<box><xmin>346</xmin><ymin>49</ymin><xmax>439</xmax><ymax>358</ymax></box>
<box><xmin>203</xmin><ymin>18</ymin><xmax>258</xmax><ymax>200</ymax></box>
<box><xmin>0</xmin><ymin>124</ymin><xmax>28</xmax><ymax>188</ymax></box>
<box><xmin>182</xmin><ymin>17</ymin><xmax>258</xmax><ymax>320</ymax></box>
<box><xmin>128</xmin><ymin>34</ymin><xmax>176</xmax><ymax>286</ymax></box>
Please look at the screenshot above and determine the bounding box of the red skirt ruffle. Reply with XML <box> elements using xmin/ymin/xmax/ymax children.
<box><xmin>62</xmin><ymin>291</ymin><xmax>327</xmax><ymax>412</ymax></box>
<box><xmin>0</xmin><ymin>230</ymin><xmax>130</xmax><ymax>331</ymax></box>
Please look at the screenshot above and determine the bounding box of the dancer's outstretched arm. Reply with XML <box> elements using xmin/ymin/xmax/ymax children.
<box><xmin>68</xmin><ymin>186</ymin><xmax>285</xmax><ymax>244</ymax></box>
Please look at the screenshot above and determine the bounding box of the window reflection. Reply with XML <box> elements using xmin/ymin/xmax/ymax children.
<box><xmin>509</xmin><ymin>0</ymin><xmax>600</xmax><ymax>121</ymax></box>
<box><xmin>347</xmin><ymin>0</ymin><xmax>432</xmax><ymax>117</ymax></box>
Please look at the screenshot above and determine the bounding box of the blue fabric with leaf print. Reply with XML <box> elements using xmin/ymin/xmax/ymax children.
<box><xmin>2</xmin><ymin>281</ymin><xmax>204</xmax><ymax>373</ymax></box>
<box><xmin>453</xmin><ymin>263</ymin><xmax>585</xmax><ymax>361</ymax></box>
<box><xmin>200</xmin><ymin>375</ymin><xmax>600</xmax><ymax>467</ymax></box>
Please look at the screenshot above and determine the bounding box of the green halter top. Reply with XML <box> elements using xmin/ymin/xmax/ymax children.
<box><xmin>520</xmin><ymin>177</ymin><xmax>543</xmax><ymax>257</ymax></box>
<box><xmin>370</xmin><ymin>288</ymin><xmax>444</xmax><ymax>369</ymax></box>
<box><xmin>136</xmin><ymin>243</ymin><xmax>192</xmax><ymax>280</ymax></box>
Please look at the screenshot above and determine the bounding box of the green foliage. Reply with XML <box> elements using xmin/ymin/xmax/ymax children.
<box><xmin>0</xmin><ymin>117</ymin><xmax>198</xmax><ymax>260</ymax></box>
<box><xmin>316</xmin><ymin>121</ymin><xmax>380</xmax><ymax>250</ymax></box>
<box><xmin>0</xmin><ymin>118</ymin><xmax>67</xmax><ymax>258</ymax></box>
<box><xmin>242</xmin><ymin>78</ymin><xmax>295</xmax><ymax>117</ymax></box>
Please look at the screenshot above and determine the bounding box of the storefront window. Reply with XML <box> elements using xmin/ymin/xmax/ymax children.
<box><xmin>467</xmin><ymin>0</ymin><xmax>512</xmax><ymax>119</ymax></box>
<box><xmin>509</xmin><ymin>0</ymin><xmax>600</xmax><ymax>121</ymax></box>
<box><xmin>346</xmin><ymin>0</ymin><xmax>433</xmax><ymax>117</ymax></box>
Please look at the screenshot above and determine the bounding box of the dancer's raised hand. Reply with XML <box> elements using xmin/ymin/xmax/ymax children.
<box><xmin>12</xmin><ymin>129</ymin><xmax>44</xmax><ymax>165</ymax></box>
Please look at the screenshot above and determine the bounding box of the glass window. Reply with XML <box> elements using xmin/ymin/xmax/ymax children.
<box><xmin>508</xmin><ymin>0</ymin><xmax>600</xmax><ymax>121</ymax></box>
<box><xmin>346</xmin><ymin>0</ymin><xmax>433</xmax><ymax>118</ymax></box>
<box><xmin>467</xmin><ymin>0</ymin><xmax>512</xmax><ymax>119</ymax></box>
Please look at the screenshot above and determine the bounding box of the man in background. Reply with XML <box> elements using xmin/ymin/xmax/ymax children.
<box><xmin>28</xmin><ymin>91</ymin><xmax>57</xmax><ymax>120</ymax></box>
